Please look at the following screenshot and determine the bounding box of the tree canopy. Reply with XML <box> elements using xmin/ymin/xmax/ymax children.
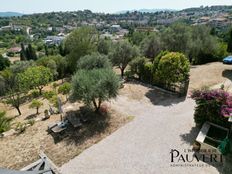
<box><xmin>70</xmin><ymin>68</ymin><xmax>120</xmax><ymax>111</ymax></box>
<box><xmin>77</xmin><ymin>53</ymin><xmax>111</xmax><ymax>71</ymax></box>
<box><xmin>19</xmin><ymin>66</ymin><xmax>53</xmax><ymax>94</ymax></box>
<box><xmin>110</xmin><ymin>40</ymin><xmax>139</xmax><ymax>77</ymax></box>
<box><xmin>0</xmin><ymin>55</ymin><xmax>10</xmax><ymax>71</ymax></box>
<box><xmin>65</xmin><ymin>26</ymin><xmax>98</xmax><ymax>72</ymax></box>
<box><xmin>155</xmin><ymin>52</ymin><xmax>190</xmax><ymax>85</ymax></box>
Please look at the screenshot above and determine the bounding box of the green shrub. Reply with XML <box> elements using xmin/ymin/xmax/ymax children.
<box><xmin>129</xmin><ymin>57</ymin><xmax>147</xmax><ymax>80</ymax></box>
<box><xmin>140</xmin><ymin>62</ymin><xmax>153</xmax><ymax>83</ymax></box>
<box><xmin>0</xmin><ymin>111</ymin><xmax>11</xmax><ymax>133</ymax></box>
<box><xmin>15</xmin><ymin>122</ymin><xmax>27</xmax><ymax>133</ymax></box>
<box><xmin>155</xmin><ymin>52</ymin><xmax>190</xmax><ymax>85</ymax></box>
<box><xmin>31</xmin><ymin>90</ymin><xmax>40</xmax><ymax>98</ymax></box>
<box><xmin>27</xmin><ymin>119</ymin><xmax>35</xmax><ymax>126</ymax></box>
<box><xmin>43</xmin><ymin>91</ymin><xmax>57</xmax><ymax>100</ymax></box>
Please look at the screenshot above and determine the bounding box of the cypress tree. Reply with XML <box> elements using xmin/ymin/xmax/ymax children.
<box><xmin>20</xmin><ymin>43</ymin><xmax>26</xmax><ymax>61</ymax></box>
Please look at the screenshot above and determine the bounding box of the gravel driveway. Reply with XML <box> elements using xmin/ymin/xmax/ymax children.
<box><xmin>60</xmin><ymin>83</ymin><xmax>222</xmax><ymax>174</ymax></box>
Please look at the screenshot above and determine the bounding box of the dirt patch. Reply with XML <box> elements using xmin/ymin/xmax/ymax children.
<box><xmin>0</xmin><ymin>108</ymin><xmax>131</xmax><ymax>169</ymax></box>
<box><xmin>189</xmin><ymin>62</ymin><xmax>232</xmax><ymax>90</ymax></box>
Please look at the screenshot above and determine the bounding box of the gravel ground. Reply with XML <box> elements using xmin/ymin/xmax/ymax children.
<box><xmin>60</xmin><ymin>83</ymin><xmax>222</xmax><ymax>174</ymax></box>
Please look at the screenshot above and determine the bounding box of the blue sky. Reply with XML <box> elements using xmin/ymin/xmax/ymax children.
<box><xmin>0</xmin><ymin>0</ymin><xmax>231</xmax><ymax>14</ymax></box>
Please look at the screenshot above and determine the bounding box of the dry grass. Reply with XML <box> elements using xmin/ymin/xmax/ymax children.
<box><xmin>0</xmin><ymin>80</ymin><xmax>132</xmax><ymax>170</ymax></box>
<box><xmin>189</xmin><ymin>62</ymin><xmax>232</xmax><ymax>90</ymax></box>
<box><xmin>0</xmin><ymin>106</ymin><xmax>131</xmax><ymax>170</ymax></box>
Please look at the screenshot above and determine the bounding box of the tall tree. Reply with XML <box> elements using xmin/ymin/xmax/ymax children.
<box><xmin>20</xmin><ymin>43</ymin><xmax>26</xmax><ymax>61</ymax></box>
<box><xmin>26</xmin><ymin>44</ymin><xmax>37</xmax><ymax>60</ymax></box>
<box><xmin>0</xmin><ymin>55</ymin><xmax>10</xmax><ymax>71</ymax></box>
<box><xmin>110</xmin><ymin>40</ymin><xmax>139</xmax><ymax>78</ymax></box>
<box><xmin>140</xmin><ymin>33</ymin><xmax>162</xmax><ymax>59</ymax></box>
<box><xmin>65</xmin><ymin>26</ymin><xmax>98</xmax><ymax>73</ymax></box>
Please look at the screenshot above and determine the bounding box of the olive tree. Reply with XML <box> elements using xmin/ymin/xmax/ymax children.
<box><xmin>110</xmin><ymin>40</ymin><xmax>139</xmax><ymax>78</ymax></box>
<box><xmin>77</xmin><ymin>53</ymin><xmax>111</xmax><ymax>70</ymax></box>
<box><xmin>70</xmin><ymin>69</ymin><xmax>120</xmax><ymax>112</ymax></box>
<box><xmin>140</xmin><ymin>33</ymin><xmax>162</xmax><ymax>59</ymax></box>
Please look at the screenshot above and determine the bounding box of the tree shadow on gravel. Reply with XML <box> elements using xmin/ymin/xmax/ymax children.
<box><xmin>145</xmin><ymin>89</ymin><xmax>186</xmax><ymax>106</ymax></box>
<box><xmin>49</xmin><ymin>109</ymin><xmax>110</xmax><ymax>146</ymax></box>
<box><xmin>222</xmin><ymin>69</ymin><xmax>232</xmax><ymax>81</ymax></box>
<box><xmin>179</xmin><ymin>126</ymin><xmax>200</xmax><ymax>145</ymax></box>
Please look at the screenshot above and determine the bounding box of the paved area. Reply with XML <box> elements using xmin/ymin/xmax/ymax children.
<box><xmin>61</xmin><ymin>85</ymin><xmax>222</xmax><ymax>174</ymax></box>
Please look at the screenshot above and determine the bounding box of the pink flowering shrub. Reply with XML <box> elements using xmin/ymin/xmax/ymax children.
<box><xmin>191</xmin><ymin>89</ymin><xmax>231</xmax><ymax>127</ymax></box>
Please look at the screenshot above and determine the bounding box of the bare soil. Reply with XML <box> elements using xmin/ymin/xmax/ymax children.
<box><xmin>0</xmin><ymin>81</ymin><xmax>131</xmax><ymax>170</ymax></box>
<box><xmin>189</xmin><ymin>62</ymin><xmax>232</xmax><ymax>90</ymax></box>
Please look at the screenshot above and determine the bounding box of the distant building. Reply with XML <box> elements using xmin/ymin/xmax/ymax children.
<box><xmin>7</xmin><ymin>47</ymin><xmax>21</xmax><ymax>54</ymax></box>
<box><xmin>111</xmin><ymin>24</ymin><xmax>121</xmax><ymax>32</ymax></box>
<box><xmin>44</xmin><ymin>36</ymin><xmax>65</xmax><ymax>45</ymax></box>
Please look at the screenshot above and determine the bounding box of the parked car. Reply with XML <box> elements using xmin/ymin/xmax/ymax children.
<box><xmin>223</xmin><ymin>56</ymin><xmax>232</xmax><ymax>64</ymax></box>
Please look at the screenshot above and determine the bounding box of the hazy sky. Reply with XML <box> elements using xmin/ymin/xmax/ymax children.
<box><xmin>0</xmin><ymin>0</ymin><xmax>231</xmax><ymax>14</ymax></box>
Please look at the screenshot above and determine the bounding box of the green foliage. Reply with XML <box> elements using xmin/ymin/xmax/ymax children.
<box><xmin>30</xmin><ymin>90</ymin><xmax>40</xmax><ymax>98</ymax></box>
<box><xmin>189</xmin><ymin>25</ymin><xmax>223</xmax><ymax>64</ymax></box>
<box><xmin>140</xmin><ymin>33</ymin><xmax>162</xmax><ymax>59</ymax></box>
<box><xmin>65</xmin><ymin>26</ymin><xmax>98</xmax><ymax>72</ymax></box>
<box><xmin>0</xmin><ymin>75</ymin><xmax>6</xmax><ymax>96</ymax></box>
<box><xmin>110</xmin><ymin>40</ymin><xmax>139</xmax><ymax>77</ymax></box>
<box><xmin>0</xmin><ymin>55</ymin><xmax>10</xmax><ymax>71</ymax></box>
<box><xmin>129</xmin><ymin>57</ymin><xmax>147</xmax><ymax>80</ymax></box>
<box><xmin>227</xmin><ymin>28</ymin><xmax>232</xmax><ymax>53</ymax></box>
<box><xmin>71</xmin><ymin>69</ymin><xmax>120</xmax><ymax>111</ymax></box>
<box><xmin>162</xmin><ymin>23</ymin><xmax>191</xmax><ymax>54</ymax></box>
<box><xmin>58</xmin><ymin>82</ymin><xmax>71</xmax><ymax>96</ymax></box>
<box><xmin>37</xmin><ymin>55</ymin><xmax>68</xmax><ymax>79</ymax></box>
<box><xmin>18</xmin><ymin>66</ymin><xmax>53</xmax><ymax>94</ymax></box>
<box><xmin>15</xmin><ymin>122</ymin><xmax>27</xmax><ymax>133</ymax></box>
<box><xmin>27</xmin><ymin>119</ymin><xmax>35</xmax><ymax>126</ymax></box>
<box><xmin>0</xmin><ymin>111</ymin><xmax>11</xmax><ymax>133</ymax></box>
<box><xmin>1</xmin><ymin>69</ymin><xmax>27</xmax><ymax>115</ymax></box>
<box><xmin>155</xmin><ymin>52</ymin><xmax>190</xmax><ymax>85</ymax></box>
<box><xmin>141</xmin><ymin>62</ymin><xmax>153</xmax><ymax>83</ymax></box>
<box><xmin>43</xmin><ymin>90</ymin><xmax>57</xmax><ymax>100</ymax></box>
<box><xmin>29</xmin><ymin>99</ymin><xmax>43</xmax><ymax>114</ymax></box>
<box><xmin>36</xmin><ymin>56</ymin><xmax>58</xmax><ymax>78</ymax></box>
<box><xmin>25</xmin><ymin>44</ymin><xmax>37</xmax><ymax>60</ymax></box>
<box><xmin>97</xmin><ymin>38</ymin><xmax>112</xmax><ymax>55</ymax></box>
<box><xmin>77</xmin><ymin>53</ymin><xmax>111</xmax><ymax>71</ymax></box>
<box><xmin>129</xmin><ymin>31</ymin><xmax>148</xmax><ymax>46</ymax></box>
<box><xmin>10</xmin><ymin>60</ymin><xmax>35</xmax><ymax>74</ymax></box>
<box><xmin>49</xmin><ymin>95</ymin><xmax>59</xmax><ymax>109</ymax></box>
